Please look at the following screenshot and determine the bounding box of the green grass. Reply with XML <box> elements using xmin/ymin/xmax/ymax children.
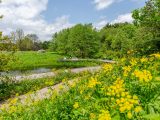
<box><xmin>7</xmin><ymin>51</ymin><xmax>101</xmax><ymax>71</ymax></box>
<box><xmin>7</xmin><ymin>51</ymin><xmax>63</xmax><ymax>70</ymax></box>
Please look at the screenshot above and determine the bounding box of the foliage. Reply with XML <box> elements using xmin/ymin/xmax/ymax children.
<box><xmin>0</xmin><ymin>32</ymin><xmax>16</xmax><ymax>72</ymax></box>
<box><xmin>49</xmin><ymin>0</ymin><xmax>160</xmax><ymax>58</ymax></box>
<box><xmin>132</xmin><ymin>0</ymin><xmax>160</xmax><ymax>52</ymax></box>
<box><xmin>0</xmin><ymin>54</ymin><xmax>160</xmax><ymax>119</ymax></box>
<box><xmin>50</xmin><ymin>24</ymin><xmax>100</xmax><ymax>58</ymax></box>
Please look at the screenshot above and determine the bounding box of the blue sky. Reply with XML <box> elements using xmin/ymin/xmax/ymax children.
<box><xmin>0</xmin><ymin>0</ymin><xmax>146</xmax><ymax>40</ymax></box>
<box><xmin>44</xmin><ymin>0</ymin><xmax>146</xmax><ymax>24</ymax></box>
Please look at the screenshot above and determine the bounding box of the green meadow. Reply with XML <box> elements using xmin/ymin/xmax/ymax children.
<box><xmin>7</xmin><ymin>51</ymin><xmax>100</xmax><ymax>71</ymax></box>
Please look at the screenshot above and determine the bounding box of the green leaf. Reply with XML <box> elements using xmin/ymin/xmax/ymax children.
<box><xmin>142</xmin><ymin>114</ymin><xmax>160</xmax><ymax>120</ymax></box>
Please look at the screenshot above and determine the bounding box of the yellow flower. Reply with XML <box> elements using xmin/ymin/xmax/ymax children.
<box><xmin>121</xmin><ymin>58</ymin><xmax>126</xmax><ymax>62</ymax></box>
<box><xmin>150</xmin><ymin>53</ymin><xmax>160</xmax><ymax>59</ymax></box>
<box><xmin>140</xmin><ymin>58</ymin><xmax>148</xmax><ymax>63</ymax></box>
<box><xmin>111</xmin><ymin>98</ymin><xmax>115</xmax><ymax>101</ymax></box>
<box><xmin>130</xmin><ymin>59</ymin><xmax>137</xmax><ymax>66</ymax></box>
<box><xmin>16</xmin><ymin>93</ymin><xmax>19</xmax><ymax>96</ymax></box>
<box><xmin>9</xmin><ymin>98</ymin><xmax>18</xmax><ymax>105</ymax></box>
<box><xmin>127</xmin><ymin>95</ymin><xmax>131</xmax><ymax>99</ymax></box>
<box><xmin>102</xmin><ymin>64</ymin><xmax>113</xmax><ymax>72</ymax></box>
<box><xmin>126</xmin><ymin>105</ymin><xmax>132</xmax><ymax>111</ymax></box>
<box><xmin>80</xmin><ymin>90</ymin><xmax>83</xmax><ymax>94</ymax></box>
<box><xmin>90</xmin><ymin>113</ymin><xmax>96</xmax><ymax>119</ymax></box>
<box><xmin>120</xmin><ymin>106</ymin><xmax>126</xmax><ymax>113</ymax></box>
<box><xmin>133</xmin><ymin>95</ymin><xmax>138</xmax><ymax>100</ymax></box>
<box><xmin>88</xmin><ymin>77</ymin><xmax>101</xmax><ymax>88</ymax></box>
<box><xmin>121</xmin><ymin>92</ymin><xmax>126</xmax><ymax>97</ymax></box>
<box><xmin>98</xmin><ymin>110</ymin><xmax>111</xmax><ymax>120</ymax></box>
<box><xmin>123</xmin><ymin>66</ymin><xmax>132</xmax><ymax>77</ymax></box>
<box><xmin>134</xmin><ymin>106</ymin><xmax>142</xmax><ymax>113</ymax></box>
<box><xmin>133</xmin><ymin>70</ymin><xmax>152</xmax><ymax>82</ymax></box>
<box><xmin>45</xmin><ymin>81</ymin><xmax>54</xmax><ymax>86</ymax></box>
<box><xmin>127</xmin><ymin>112</ymin><xmax>132</xmax><ymax>119</ymax></box>
<box><xmin>116</xmin><ymin>99</ymin><xmax>121</xmax><ymax>104</ymax></box>
<box><xmin>73</xmin><ymin>102</ymin><xmax>79</xmax><ymax>109</ymax></box>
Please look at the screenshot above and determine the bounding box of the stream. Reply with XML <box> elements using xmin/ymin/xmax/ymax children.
<box><xmin>0</xmin><ymin>68</ymin><xmax>52</xmax><ymax>77</ymax></box>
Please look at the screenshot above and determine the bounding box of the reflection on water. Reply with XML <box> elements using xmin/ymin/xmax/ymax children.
<box><xmin>0</xmin><ymin>68</ymin><xmax>52</xmax><ymax>77</ymax></box>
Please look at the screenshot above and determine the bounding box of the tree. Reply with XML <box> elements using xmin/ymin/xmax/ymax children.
<box><xmin>25</xmin><ymin>34</ymin><xmax>41</xmax><ymax>50</ymax></box>
<box><xmin>51</xmin><ymin>24</ymin><xmax>100</xmax><ymax>58</ymax></box>
<box><xmin>52</xmin><ymin>29</ymin><xmax>70</xmax><ymax>54</ymax></box>
<box><xmin>0</xmin><ymin>1</ymin><xmax>16</xmax><ymax>71</ymax></box>
<box><xmin>41</xmin><ymin>41</ymin><xmax>50</xmax><ymax>50</ymax></box>
<box><xmin>132</xmin><ymin>0</ymin><xmax>160</xmax><ymax>52</ymax></box>
<box><xmin>20</xmin><ymin>37</ymin><xmax>34</xmax><ymax>51</ymax></box>
<box><xmin>15</xmin><ymin>29</ymin><xmax>25</xmax><ymax>50</ymax></box>
<box><xmin>68</xmin><ymin>24</ymin><xmax>100</xmax><ymax>58</ymax></box>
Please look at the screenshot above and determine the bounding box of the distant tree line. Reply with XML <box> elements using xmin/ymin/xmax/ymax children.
<box><xmin>9</xmin><ymin>29</ymin><xmax>50</xmax><ymax>51</ymax></box>
<box><xmin>49</xmin><ymin>0</ymin><xmax>160</xmax><ymax>59</ymax></box>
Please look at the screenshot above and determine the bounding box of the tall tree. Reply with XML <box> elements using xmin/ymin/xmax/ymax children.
<box><xmin>132</xmin><ymin>0</ymin><xmax>160</xmax><ymax>52</ymax></box>
<box><xmin>15</xmin><ymin>29</ymin><xmax>24</xmax><ymax>50</ymax></box>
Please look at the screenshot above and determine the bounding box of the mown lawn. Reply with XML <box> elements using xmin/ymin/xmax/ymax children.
<box><xmin>7</xmin><ymin>51</ymin><xmax>101</xmax><ymax>71</ymax></box>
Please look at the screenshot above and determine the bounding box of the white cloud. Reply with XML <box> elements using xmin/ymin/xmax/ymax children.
<box><xmin>94</xmin><ymin>13</ymin><xmax>133</xmax><ymax>30</ymax></box>
<box><xmin>0</xmin><ymin>0</ymin><xmax>73</xmax><ymax>40</ymax></box>
<box><xmin>93</xmin><ymin>0</ymin><xmax>114</xmax><ymax>10</ymax></box>
<box><xmin>111</xmin><ymin>13</ymin><xmax>133</xmax><ymax>24</ymax></box>
<box><xmin>94</xmin><ymin>19</ymin><xmax>108</xmax><ymax>29</ymax></box>
<box><xmin>93</xmin><ymin>0</ymin><xmax>141</xmax><ymax>10</ymax></box>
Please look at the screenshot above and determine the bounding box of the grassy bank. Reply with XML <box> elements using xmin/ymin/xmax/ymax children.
<box><xmin>6</xmin><ymin>51</ymin><xmax>101</xmax><ymax>71</ymax></box>
<box><xmin>1</xmin><ymin>54</ymin><xmax>160</xmax><ymax>119</ymax></box>
<box><xmin>0</xmin><ymin>70</ymin><xmax>89</xmax><ymax>102</ymax></box>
